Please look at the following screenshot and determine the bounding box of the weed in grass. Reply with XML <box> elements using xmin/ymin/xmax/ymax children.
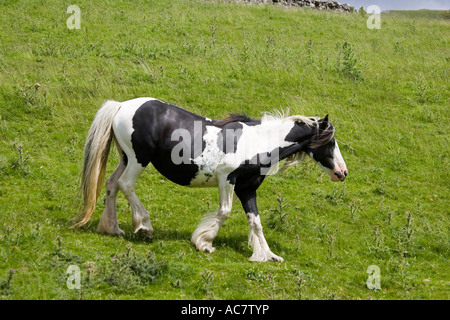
<box><xmin>199</xmin><ymin>268</ymin><xmax>214</xmax><ymax>297</ymax></box>
<box><xmin>409</xmin><ymin>20</ymin><xmax>417</xmax><ymax>34</ymax></box>
<box><xmin>347</xmin><ymin>198</ymin><xmax>361</xmax><ymax>221</ymax></box>
<box><xmin>3</xmin><ymin>227</ymin><xmax>22</xmax><ymax>247</ymax></box>
<box><xmin>305</xmin><ymin>39</ymin><xmax>315</xmax><ymax>66</ymax></box>
<box><xmin>0</xmin><ymin>269</ymin><xmax>15</xmax><ymax>296</ymax></box>
<box><xmin>395</xmin><ymin>212</ymin><xmax>415</xmax><ymax>258</ymax></box>
<box><xmin>414</xmin><ymin>77</ymin><xmax>442</xmax><ymax>104</ymax></box>
<box><xmin>393</xmin><ymin>40</ymin><xmax>406</xmax><ymax>54</ymax></box>
<box><xmin>295</xmin><ymin>273</ymin><xmax>309</xmax><ymax>300</ymax></box>
<box><xmin>373</xmin><ymin>174</ymin><xmax>387</xmax><ymax>196</ymax></box>
<box><xmin>316</xmin><ymin>222</ymin><xmax>339</xmax><ymax>258</ymax></box>
<box><xmin>366</xmin><ymin>225</ymin><xmax>388</xmax><ymax>257</ymax></box>
<box><xmin>246</xmin><ymin>266</ymin><xmax>266</xmax><ymax>282</ymax></box>
<box><xmin>323</xmin><ymin>287</ymin><xmax>339</xmax><ymax>300</ymax></box>
<box><xmin>105</xmin><ymin>246</ymin><xmax>167</xmax><ymax>289</ymax></box>
<box><xmin>389</xmin><ymin>258</ymin><xmax>417</xmax><ymax>293</ymax></box>
<box><xmin>50</xmin><ymin>236</ymin><xmax>83</xmax><ymax>268</ymax></box>
<box><xmin>0</xmin><ymin>115</ymin><xmax>7</xmax><ymax>136</ymax></box>
<box><xmin>358</xmin><ymin>6</ymin><xmax>366</xmax><ymax>16</ymax></box>
<box><xmin>103</xmin><ymin>255</ymin><xmax>138</xmax><ymax>291</ymax></box>
<box><xmin>327</xmin><ymin>231</ymin><xmax>338</xmax><ymax>258</ymax></box>
<box><xmin>209</xmin><ymin>21</ymin><xmax>218</xmax><ymax>46</ymax></box>
<box><xmin>325</xmin><ymin>185</ymin><xmax>347</xmax><ymax>206</ymax></box>
<box><xmin>336</xmin><ymin>41</ymin><xmax>362</xmax><ymax>81</ymax></box>
<box><xmin>14</xmin><ymin>82</ymin><xmax>53</xmax><ymax>118</ymax></box>
<box><xmin>268</xmin><ymin>194</ymin><xmax>291</xmax><ymax>230</ymax></box>
<box><xmin>31</xmin><ymin>222</ymin><xmax>41</xmax><ymax>240</ymax></box>
<box><xmin>9</xmin><ymin>140</ymin><xmax>30</xmax><ymax>175</ymax></box>
<box><xmin>172</xmin><ymin>278</ymin><xmax>183</xmax><ymax>289</ymax></box>
<box><xmin>266</xmin><ymin>273</ymin><xmax>278</xmax><ymax>300</ymax></box>
<box><xmin>83</xmin><ymin>261</ymin><xmax>98</xmax><ymax>286</ymax></box>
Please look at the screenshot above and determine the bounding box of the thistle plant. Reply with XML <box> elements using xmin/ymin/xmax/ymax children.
<box><xmin>1</xmin><ymin>269</ymin><xmax>15</xmax><ymax>295</ymax></box>
<box><xmin>268</xmin><ymin>194</ymin><xmax>292</xmax><ymax>229</ymax></box>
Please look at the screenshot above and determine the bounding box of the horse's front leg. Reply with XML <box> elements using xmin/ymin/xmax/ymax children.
<box><xmin>191</xmin><ymin>178</ymin><xmax>234</xmax><ymax>253</ymax></box>
<box><xmin>235</xmin><ymin>189</ymin><xmax>284</xmax><ymax>262</ymax></box>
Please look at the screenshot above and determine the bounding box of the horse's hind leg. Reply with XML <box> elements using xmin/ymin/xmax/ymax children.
<box><xmin>97</xmin><ymin>146</ymin><xmax>126</xmax><ymax>236</ymax></box>
<box><xmin>118</xmin><ymin>158</ymin><xmax>153</xmax><ymax>237</ymax></box>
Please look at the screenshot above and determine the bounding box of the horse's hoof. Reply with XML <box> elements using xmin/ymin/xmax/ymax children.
<box><xmin>134</xmin><ymin>226</ymin><xmax>153</xmax><ymax>238</ymax></box>
<box><xmin>249</xmin><ymin>252</ymin><xmax>284</xmax><ymax>263</ymax></box>
<box><xmin>97</xmin><ymin>225</ymin><xmax>125</xmax><ymax>237</ymax></box>
<box><xmin>110</xmin><ymin>229</ymin><xmax>126</xmax><ymax>237</ymax></box>
<box><xmin>203</xmin><ymin>246</ymin><xmax>216</xmax><ymax>253</ymax></box>
<box><xmin>193</xmin><ymin>241</ymin><xmax>215</xmax><ymax>253</ymax></box>
<box><xmin>270</xmin><ymin>255</ymin><xmax>284</xmax><ymax>262</ymax></box>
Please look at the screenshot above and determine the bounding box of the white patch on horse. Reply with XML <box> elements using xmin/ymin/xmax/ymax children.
<box><xmin>113</xmin><ymin>98</ymin><xmax>156</xmax><ymax>143</ymax></box>
<box><xmin>190</xmin><ymin>125</ymin><xmax>224</xmax><ymax>187</ymax></box>
<box><xmin>333</xmin><ymin>141</ymin><xmax>346</xmax><ymax>169</ymax></box>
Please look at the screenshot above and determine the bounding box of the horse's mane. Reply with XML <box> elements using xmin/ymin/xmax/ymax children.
<box><xmin>216</xmin><ymin>109</ymin><xmax>316</xmax><ymax>127</ymax></box>
<box><xmin>214</xmin><ymin>113</ymin><xmax>260</xmax><ymax>126</ymax></box>
<box><xmin>261</xmin><ymin>108</ymin><xmax>316</xmax><ymax>126</ymax></box>
<box><xmin>310</xmin><ymin>121</ymin><xmax>335</xmax><ymax>149</ymax></box>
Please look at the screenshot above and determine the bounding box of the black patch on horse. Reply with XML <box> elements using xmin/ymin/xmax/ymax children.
<box><xmin>216</xmin><ymin>121</ymin><xmax>243</xmax><ymax>154</ymax></box>
<box><xmin>307</xmin><ymin>138</ymin><xmax>336</xmax><ymax>170</ymax></box>
<box><xmin>131</xmin><ymin>99</ymin><xmax>206</xmax><ymax>185</ymax></box>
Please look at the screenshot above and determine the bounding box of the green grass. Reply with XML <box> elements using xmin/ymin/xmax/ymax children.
<box><xmin>385</xmin><ymin>9</ymin><xmax>450</xmax><ymax>21</ymax></box>
<box><xmin>0</xmin><ymin>0</ymin><xmax>449</xmax><ymax>300</ymax></box>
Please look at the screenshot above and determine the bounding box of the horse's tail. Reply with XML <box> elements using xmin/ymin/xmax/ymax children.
<box><xmin>72</xmin><ymin>100</ymin><xmax>122</xmax><ymax>227</ymax></box>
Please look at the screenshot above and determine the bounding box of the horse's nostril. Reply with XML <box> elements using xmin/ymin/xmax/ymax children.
<box><xmin>344</xmin><ymin>170</ymin><xmax>348</xmax><ymax>177</ymax></box>
<box><xmin>334</xmin><ymin>171</ymin><xmax>343</xmax><ymax>179</ymax></box>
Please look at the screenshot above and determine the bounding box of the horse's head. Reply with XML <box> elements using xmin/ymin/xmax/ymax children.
<box><xmin>306</xmin><ymin>115</ymin><xmax>347</xmax><ymax>182</ymax></box>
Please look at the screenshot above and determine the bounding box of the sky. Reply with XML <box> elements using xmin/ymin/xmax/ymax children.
<box><xmin>341</xmin><ymin>0</ymin><xmax>450</xmax><ymax>11</ymax></box>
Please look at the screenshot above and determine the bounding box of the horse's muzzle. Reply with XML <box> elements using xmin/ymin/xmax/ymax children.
<box><xmin>331</xmin><ymin>168</ymin><xmax>347</xmax><ymax>182</ymax></box>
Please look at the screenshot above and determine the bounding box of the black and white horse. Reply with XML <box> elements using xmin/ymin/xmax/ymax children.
<box><xmin>74</xmin><ymin>98</ymin><xmax>347</xmax><ymax>262</ymax></box>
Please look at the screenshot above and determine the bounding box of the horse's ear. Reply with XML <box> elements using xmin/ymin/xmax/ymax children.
<box><xmin>319</xmin><ymin>115</ymin><xmax>329</xmax><ymax>129</ymax></box>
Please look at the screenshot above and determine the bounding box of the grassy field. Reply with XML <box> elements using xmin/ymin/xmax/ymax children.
<box><xmin>0</xmin><ymin>0</ymin><xmax>448</xmax><ymax>300</ymax></box>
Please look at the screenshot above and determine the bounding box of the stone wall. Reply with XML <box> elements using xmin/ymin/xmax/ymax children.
<box><xmin>234</xmin><ymin>0</ymin><xmax>355</xmax><ymax>13</ymax></box>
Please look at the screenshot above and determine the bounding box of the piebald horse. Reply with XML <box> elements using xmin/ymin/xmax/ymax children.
<box><xmin>74</xmin><ymin>98</ymin><xmax>347</xmax><ymax>262</ymax></box>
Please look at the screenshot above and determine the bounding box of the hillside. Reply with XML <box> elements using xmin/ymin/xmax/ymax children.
<box><xmin>0</xmin><ymin>0</ymin><xmax>448</xmax><ymax>300</ymax></box>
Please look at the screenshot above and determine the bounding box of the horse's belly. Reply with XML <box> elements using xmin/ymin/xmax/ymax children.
<box><xmin>151</xmin><ymin>156</ymin><xmax>219</xmax><ymax>187</ymax></box>
<box><xmin>188</xmin><ymin>169</ymin><xmax>219</xmax><ymax>187</ymax></box>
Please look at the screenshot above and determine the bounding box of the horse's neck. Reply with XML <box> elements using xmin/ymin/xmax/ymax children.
<box><xmin>257</xmin><ymin>119</ymin><xmax>294</xmax><ymax>141</ymax></box>
<box><xmin>275</xmin><ymin>121</ymin><xmax>315</xmax><ymax>161</ymax></box>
